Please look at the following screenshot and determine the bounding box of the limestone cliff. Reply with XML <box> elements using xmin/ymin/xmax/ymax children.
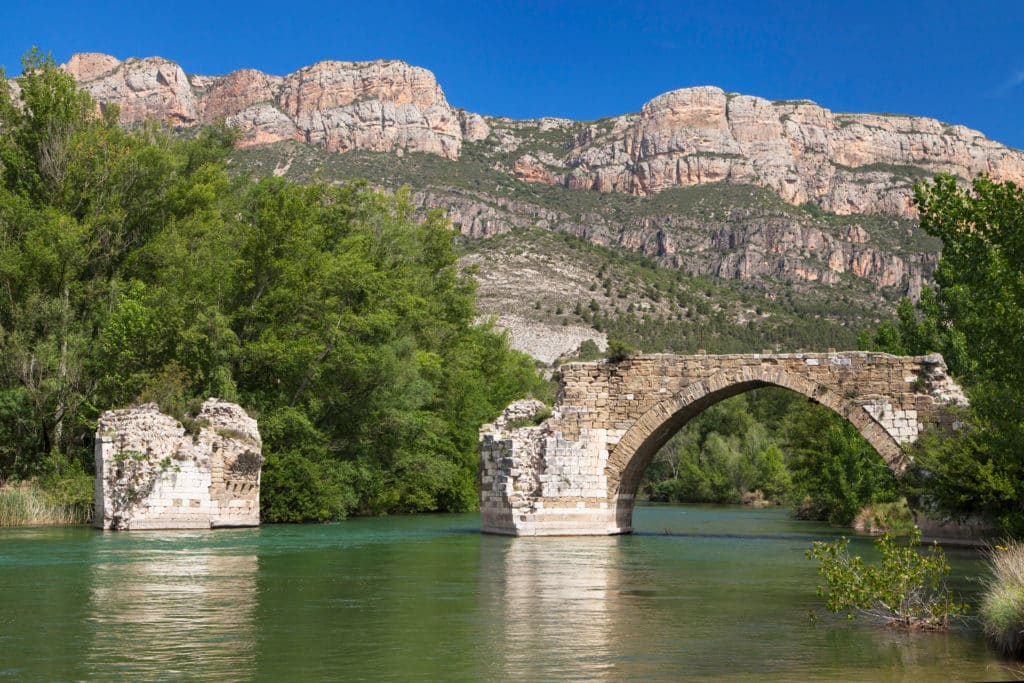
<box><xmin>58</xmin><ymin>53</ymin><xmax>1024</xmax><ymax>217</ymax></box>
<box><xmin>560</xmin><ymin>87</ymin><xmax>1024</xmax><ymax>216</ymax></box>
<box><xmin>65</xmin><ymin>53</ymin><xmax>469</xmax><ymax>159</ymax></box>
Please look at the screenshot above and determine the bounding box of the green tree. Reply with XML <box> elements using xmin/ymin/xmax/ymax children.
<box><xmin>858</xmin><ymin>288</ymin><xmax>972</xmax><ymax>378</ymax></box>
<box><xmin>862</xmin><ymin>174</ymin><xmax>1024</xmax><ymax>532</ymax></box>
<box><xmin>646</xmin><ymin>396</ymin><xmax>792</xmax><ymax>505</ymax></box>
<box><xmin>0</xmin><ymin>50</ymin><xmax>545</xmax><ymax>522</ymax></box>
<box><xmin>785</xmin><ymin>400</ymin><xmax>900</xmax><ymax>525</ymax></box>
<box><xmin>0</xmin><ymin>51</ymin><xmax>232</xmax><ymax>480</ymax></box>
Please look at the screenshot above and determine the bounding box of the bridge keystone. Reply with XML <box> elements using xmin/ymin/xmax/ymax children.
<box><xmin>479</xmin><ymin>352</ymin><xmax>967</xmax><ymax>536</ymax></box>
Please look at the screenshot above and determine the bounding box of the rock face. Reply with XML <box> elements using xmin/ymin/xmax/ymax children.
<box><xmin>68</xmin><ymin>53</ymin><xmax>464</xmax><ymax>158</ymax></box>
<box><xmin>562</xmin><ymin>87</ymin><xmax>1024</xmax><ymax>216</ymax></box>
<box><xmin>425</xmin><ymin>181</ymin><xmax>934</xmax><ymax>301</ymax></box>
<box><xmin>277</xmin><ymin>60</ymin><xmax>462</xmax><ymax>157</ymax></box>
<box><xmin>68</xmin><ymin>54</ymin><xmax>199</xmax><ymax>125</ymax></box>
<box><xmin>59</xmin><ymin>53</ymin><xmax>1024</xmax><ymax>217</ymax></box>
<box><xmin>94</xmin><ymin>399</ymin><xmax>262</xmax><ymax>530</ymax></box>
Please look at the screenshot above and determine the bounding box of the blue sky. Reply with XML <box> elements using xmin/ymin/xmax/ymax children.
<box><xmin>4</xmin><ymin>0</ymin><xmax>1023</xmax><ymax>149</ymax></box>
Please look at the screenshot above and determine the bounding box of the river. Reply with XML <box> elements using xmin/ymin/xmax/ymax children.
<box><xmin>0</xmin><ymin>505</ymin><xmax>1007</xmax><ymax>681</ymax></box>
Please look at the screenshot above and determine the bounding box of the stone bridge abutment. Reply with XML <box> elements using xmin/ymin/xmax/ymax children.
<box><xmin>479</xmin><ymin>352</ymin><xmax>967</xmax><ymax>536</ymax></box>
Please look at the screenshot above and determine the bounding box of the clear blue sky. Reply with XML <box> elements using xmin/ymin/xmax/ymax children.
<box><xmin>4</xmin><ymin>0</ymin><xmax>1023</xmax><ymax>149</ymax></box>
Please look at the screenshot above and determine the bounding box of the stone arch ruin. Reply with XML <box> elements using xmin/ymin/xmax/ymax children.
<box><xmin>479</xmin><ymin>352</ymin><xmax>967</xmax><ymax>536</ymax></box>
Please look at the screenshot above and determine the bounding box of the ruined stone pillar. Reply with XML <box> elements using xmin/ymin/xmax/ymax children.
<box><xmin>94</xmin><ymin>399</ymin><xmax>262</xmax><ymax>530</ymax></box>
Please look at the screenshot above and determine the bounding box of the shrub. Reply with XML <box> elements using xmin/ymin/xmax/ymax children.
<box><xmin>259</xmin><ymin>450</ymin><xmax>358</xmax><ymax>523</ymax></box>
<box><xmin>980</xmin><ymin>542</ymin><xmax>1024</xmax><ymax>658</ymax></box>
<box><xmin>576</xmin><ymin>339</ymin><xmax>602</xmax><ymax>361</ymax></box>
<box><xmin>853</xmin><ymin>499</ymin><xmax>915</xmax><ymax>536</ymax></box>
<box><xmin>506</xmin><ymin>407</ymin><xmax>552</xmax><ymax>430</ymax></box>
<box><xmin>605</xmin><ymin>339</ymin><xmax>638</xmax><ymax>363</ymax></box>
<box><xmin>806</xmin><ymin>528</ymin><xmax>965</xmax><ymax>630</ymax></box>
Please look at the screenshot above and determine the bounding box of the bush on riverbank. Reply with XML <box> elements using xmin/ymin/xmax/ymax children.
<box><xmin>853</xmin><ymin>499</ymin><xmax>914</xmax><ymax>536</ymax></box>
<box><xmin>980</xmin><ymin>542</ymin><xmax>1024</xmax><ymax>658</ymax></box>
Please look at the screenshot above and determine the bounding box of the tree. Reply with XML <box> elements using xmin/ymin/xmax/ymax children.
<box><xmin>862</xmin><ymin>174</ymin><xmax>1024</xmax><ymax>532</ymax></box>
<box><xmin>858</xmin><ymin>288</ymin><xmax>972</xmax><ymax>378</ymax></box>
<box><xmin>0</xmin><ymin>50</ymin><xmax>546</xmax><ymax>522</ymax></box>
<box><xmin>0</xmin><ymin>50</ymin><xmax>231</xmax><ymax>482</ymax></box>
<box><xmin>785</xmin><ymin>399</ymin><xmax>900</xmax><ymax>525</ymax></box>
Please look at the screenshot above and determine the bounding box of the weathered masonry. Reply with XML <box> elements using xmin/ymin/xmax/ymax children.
<box><xmin>480</xmin><ymin>352</ymin><xmax>967</xmax><ymax>536</ymax></box>
<box><xmin>94</xmin><ymin>399</ymin><xmax>262</xmax><ymax>530</ymax></box>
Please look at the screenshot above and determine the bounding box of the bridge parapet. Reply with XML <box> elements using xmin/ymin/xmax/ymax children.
<box><xmin>480</xmin><ymin>352</ymin><xmax>966</xmax><ymax>536</ymax></box>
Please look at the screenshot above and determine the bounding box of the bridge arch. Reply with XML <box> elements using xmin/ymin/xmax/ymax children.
<box><xmin>604</xmin><ymin>368</ymin><xmax>906</xmax><ymax>532</ymax></box>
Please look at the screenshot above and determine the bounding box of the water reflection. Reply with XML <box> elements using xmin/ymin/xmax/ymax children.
<box><xmin>85</xmin><ymin>534</ymin><xmax>257</xmax><ymax>681</ymax></box>
<box><xmin>481</xmin><ymin>536</ymin><xmax>623</xmax><ymax>681</ymax></box>
<box><xmin>478</xmin><ymin>507</ymin><xmax>1005</xmax><ymax>682</ymax></box>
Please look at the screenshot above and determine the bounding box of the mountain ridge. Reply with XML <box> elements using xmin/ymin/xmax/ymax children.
<box><xmin>61</xmin><ymin>52</ymin><xmax>1024</xmax><ymax>218</ymax></box>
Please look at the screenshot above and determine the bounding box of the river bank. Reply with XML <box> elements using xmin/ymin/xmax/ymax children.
<box><xmin>0</xmin><ymin>482</ymin><xmax>89</xmax><ymax>527</ymax></box>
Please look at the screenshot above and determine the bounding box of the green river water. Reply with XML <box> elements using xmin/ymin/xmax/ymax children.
<box><xmin>0</xmin><ymin>505</ymin><xmax>1009</xmax><ymax>681</ymax></box>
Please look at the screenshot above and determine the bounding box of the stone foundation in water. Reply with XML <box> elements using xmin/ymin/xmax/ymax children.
<box><xmin>94</xmin><ymin>399</ymin><xmax>262</xmax><ymax>530</ymax></box>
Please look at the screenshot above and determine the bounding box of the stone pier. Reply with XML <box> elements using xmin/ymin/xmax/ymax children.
<box><xmin>94</xmin><ymin>399</ymin><xmax>262</xmax><ymax>530</ymax></box>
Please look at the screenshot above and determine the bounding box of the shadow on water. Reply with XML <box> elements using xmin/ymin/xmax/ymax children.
<box><xmin>634</xmin><ymin>530</ymin><xmax>843</xmax><ymax>543</ymax></box>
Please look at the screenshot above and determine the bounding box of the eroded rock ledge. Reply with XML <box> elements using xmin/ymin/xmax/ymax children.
<box><xmin>94</xmin><ymin>399</ymin><xmax>262</xmax><ymax>530</ymax></box>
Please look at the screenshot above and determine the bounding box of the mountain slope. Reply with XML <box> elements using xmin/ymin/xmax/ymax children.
<box><xmin>41</xmin><ymin>52</ymin><xmax>1022</xmax><ymax>360</ymax></box>
<box><xmin>64</xmin><ymin>52</ymin><xmax>1024</xmax><ymax>216</ymax></box>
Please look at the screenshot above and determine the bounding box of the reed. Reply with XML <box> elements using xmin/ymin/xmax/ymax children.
<box><xmin>980</xmin><ymin>541</ymin><xmax>1024</xmax><ymax>659</ymax></box>
<box><xmin>0</xmin><ymin>485</ymin><xmax>90</xmax><ymax>526</ymax></box>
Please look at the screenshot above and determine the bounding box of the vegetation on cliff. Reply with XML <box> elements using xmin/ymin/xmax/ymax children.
<box><xmin>0</xmin><ymin>51</ymin><xmax>544</xmax><ymax>521</ymax></box>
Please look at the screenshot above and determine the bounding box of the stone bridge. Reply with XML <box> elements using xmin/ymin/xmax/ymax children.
<box><xmin>479</xmin><ymin>352</ymin><xmax>967</xmax><ymax>536</ymax></box>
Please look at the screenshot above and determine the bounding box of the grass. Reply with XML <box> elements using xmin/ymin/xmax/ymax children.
<box><xmin>505</xmin><ymin>407</ymin><xmax>553</xmax><ymax>430</ymax></box>
<box><xmin>980</xmin><ymin>541</ymin><xmax>1024</xmax><ymax>658</ymax></box>
<box><xmin>853</xmin><ymin>499</ymin><xmax>914</xmax><ymax>535</ymax></box>
<box><xmin>0</xmin><ymin>483</ymin><xmax>91</xmax><ymax>527</ymax></box>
